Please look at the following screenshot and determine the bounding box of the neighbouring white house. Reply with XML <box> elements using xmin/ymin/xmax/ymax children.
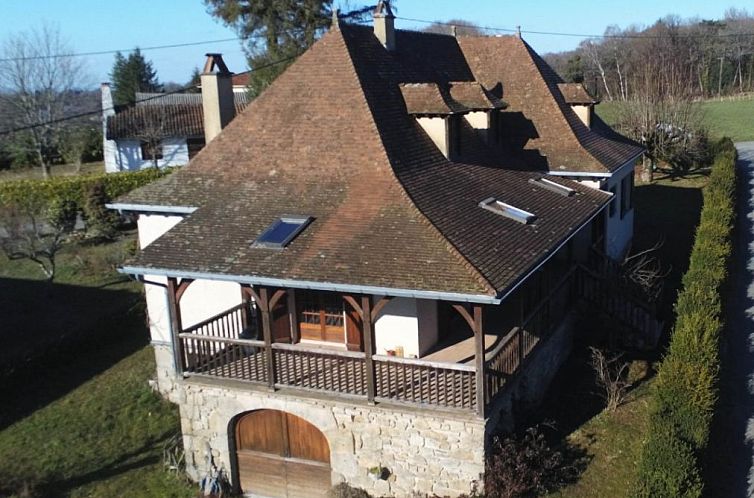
<box><xmin>107</xmin><ymin>3</ymin><xmax>655</xmax><ymax>497</ymax></box>
<box><xmin>101</xmin><ymin>56</ymin><xmax>250</xmax><ymax>172</ymax></box>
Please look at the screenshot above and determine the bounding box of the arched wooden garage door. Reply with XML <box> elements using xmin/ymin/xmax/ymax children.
<box><xmin>234</xmin><ymin>409</ymin><xmax>331</xmax><ymax>497</ymax></box>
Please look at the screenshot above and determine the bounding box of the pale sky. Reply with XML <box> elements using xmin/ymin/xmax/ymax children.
<box><xmin>0</xmin><ymin>0</ymin><xmax>750</xmax><ymax>86</ymax></box>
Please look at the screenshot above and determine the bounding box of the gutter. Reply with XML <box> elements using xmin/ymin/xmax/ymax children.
<box><xmin>106</xmin><ymin>203</ymin><xmax>197</xmax><ymax>215</ymax></box>
<box><xmin>547</xmin><ymin>150</ymin><xmax>644</xmax><ymax>179</ymax></box>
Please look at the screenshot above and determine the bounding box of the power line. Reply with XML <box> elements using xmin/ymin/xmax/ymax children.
<box><xmin>395</xmin><ymin>16</ymin><xmax>754</xmax><ymax>40</ymax></box>
<box><xmin>0</xmin><ymin>53</ymin><xmax>301</xmax><ymax>136</ymax></box>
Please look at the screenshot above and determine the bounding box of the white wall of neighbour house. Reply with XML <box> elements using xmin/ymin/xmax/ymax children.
<box><xmin>373</xmin><ymin>297</ymin><xmax>438</xmax><ymax>358</ymax></box>
<box><xmin>112</xmin><ymin>137</ymin><xmax>189</xmax><ymax>172</ymax></box>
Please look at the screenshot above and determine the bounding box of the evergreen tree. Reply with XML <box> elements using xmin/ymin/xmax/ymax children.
<box><xmin>565</xmin><ymin>55</ymin><xmax>585</xmax><ymax>84</ymax></box>
<box><xmin>205</xmin><ymin>0</ymin><xmax>373</xmax><ymax>97</ymax></box>
<box><xmin>110</xmin><ymin>48</ymin><xmax>162</xmax><ymax>106</ymax></box>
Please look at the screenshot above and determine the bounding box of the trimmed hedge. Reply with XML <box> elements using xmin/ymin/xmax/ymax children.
<box><xmin>0</xmin><ymin>167</ymin><xmax>173</xmax><ymax>209</ymax></box>
<box><xmin>634</xmin><ymin>138</ymin><xmax>737</xmax><ymax>497</ymax></box>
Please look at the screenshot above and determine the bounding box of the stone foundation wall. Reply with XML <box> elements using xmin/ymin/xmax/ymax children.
<box><xmin>177</xmin><ymin>381</ymin><xmax>485</xmax><ymax>497</ymax></box>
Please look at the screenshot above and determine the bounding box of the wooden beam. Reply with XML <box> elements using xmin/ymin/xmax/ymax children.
<box><xmin>174</xmin><ymin>278</ymin><xmax>194</xmax><ymax>303</ymax></box>
<box><xmin>268</xmin><ymin>288</ymin><xmax>287</xmax><ymax>311</ymax></box>
<box><xmin>371</xmin><ymin>296</ymin><xmax>393</xmax><ymax>322</ymax></box>
<box><xmin>287</xmin><ymin>289</ymin><xmax>300</xmax><ymax>344</ymax></box>
<box><xmin>258</xmin><ymin>287</ymin><xmax>275</xmax><ymax>389</ymax></box>
<box><xmin>473</xmin><ymin>303</ymin><xmax>485</xmax><ymax>418</ymax></box>
<box><xmin>451</xmin><ymin>303</ymin><xmax>475</xmax><ymax>330</ymax></box>
<box><xmin>343</xmin><ymin>295</ymin><xmax>363</xmax><ymax>320</ymax></box>
<box><xmin>361</xmin><ymin>295</ymin><xmax>376</xmax><ymax>403</ymax></box>
<box><xmin>166</xmin><ymin>277</ymin><xmax>185</xmax><ymax>374</ymax></box>
<box><xmin>242</xmin><ymin>284</ymin><xmax>264</xmax><ymax>311</ymax></box>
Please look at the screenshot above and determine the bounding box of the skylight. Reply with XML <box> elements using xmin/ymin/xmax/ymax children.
<box><xmin>479</xmin><ymin>197</ymin><xmax>537</xmax><ymax>224</ymax></box>
<box><xmin>529</xmin><ymin>177</ymin><xmax>575</xmax><ymax>197</ymax></box>
<box><xmin>253</xmin><ymin>216</ymin><xmax>312</xmax><ymax>249</ymax></box>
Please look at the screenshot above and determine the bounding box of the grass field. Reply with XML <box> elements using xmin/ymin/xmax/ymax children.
<box><xmin>0</xmin><ymin>234</ymin><xmax>195</xmax><ymax>498</ymax></box>
<box><xmin>548</xmin><ymin>171</ymin><xmax>708</xmax><ymax>498</ymax></box>
<box><xmin>597</xmin><ymin>96</ymin><xmax>754</xmax><ymax>143</ymax></box>
<box><xmin>0</xmin><ymin>161</ymin><xmax>103</xmax><ymax>181</ymax></box>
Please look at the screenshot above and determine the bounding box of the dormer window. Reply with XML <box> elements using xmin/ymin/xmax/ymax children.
<box><xmin>558</xmin><ymin>83</ymin><xmax>599</xmax><ymax>129</ymax></box>
<box><xmin>253</xmin><ymin>216</ymin><xmax>312</xmax><ymax>249</ymax></box>
<box><xmin>479</xmin><ymin>197</ymin><xmax>537</xmax><ymax>224</ymax></box>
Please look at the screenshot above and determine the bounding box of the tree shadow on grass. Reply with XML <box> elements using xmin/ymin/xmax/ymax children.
<box><xmin>0</xmin><ymin>277</ymin><xmax>149</xmax><ymax>430</ymax></box>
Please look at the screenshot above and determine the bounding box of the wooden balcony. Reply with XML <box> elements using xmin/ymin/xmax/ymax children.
<box><xmin>169</xmin><ymin>266</ymin><xmax>580</xmax><ymax>416</ymax></box>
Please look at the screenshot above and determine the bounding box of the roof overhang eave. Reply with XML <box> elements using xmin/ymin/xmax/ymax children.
<box><xmin>106</xmin><ymin>203</ymin><xmax>198</xmax><ymax>215</ymax></box>
<box><xmin>118</xmin><ymin>266</ymin><xmax>502</xmax><ymax>304</ymax></box>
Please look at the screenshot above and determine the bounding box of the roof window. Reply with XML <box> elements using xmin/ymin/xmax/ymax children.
<box><xmin>253</xmin><ymin>216</ymin><xmax>312</xmax><ymax>249</ymax></box>
<box><xmin>479</xmin><ymin>197</ymin><xmax>536</xmax><ymax>224</ymax></box>
<box><xmin>529</xmin><ymin>177</ymin><xmax>575</xmax><ymax>197</ymax></box>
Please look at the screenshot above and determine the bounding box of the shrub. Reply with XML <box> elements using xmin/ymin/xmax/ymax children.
<box><xmin>485</xmin><ymin>426</ymin><xmax>579</xmax><ymax>498</ymax></box>
<box><xmin>328</xmin><ymin>483</ymin><xmax>372</xmax><ymax>498</ymax></box>
<box><xmin>83</xmin><ymin>180</ymin><xmax>119</xmax><ymax>240</ymax></box>
<box><xmin>47</xmin><ymin>197</ymin><xmax>78</xmax><ymax>233</ymax></box>
<box><xmin>632</xmin><ymin>137</ymin><xmax>736</xmax><ymax>496</ymax></box>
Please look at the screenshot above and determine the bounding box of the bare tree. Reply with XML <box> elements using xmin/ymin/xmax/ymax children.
<box><xmin>422</xmin><ymin>19</ymin><xmax>484</xmax><ymax>36</ymax></box>
<box><xmin>0</xmin><ymin>24</ymin><xmax>89</xmax><ymax>178</ymax></box>
<box><xmin>0</xmin><ymin>199</ymin><xmax>74</xmax><ymax>282</ymax></box>
<box><xmin>133</xmin><ymin>108</ymin><xmax>167</xmax><ymax>168</ymax></box>
<box><xmin>590</xmin><ymin>347</ymin><xmax>631</xmax><ymax>412</ymax></box>
<box><xmin>59</xmin><ymin>125</ymin><xmax>98</xmax><ymax>173</ymax></box>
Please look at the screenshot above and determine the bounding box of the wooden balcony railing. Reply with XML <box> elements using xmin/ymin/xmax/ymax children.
<box><xmin>374</xmin><ymin>355</ymin><xmax>476</xmax><ymax>410</ymax></box>
<box><xmin>484</xmin><ymin>266</ymin><xmax>576</xmax><ymax>406</ymax></box>
<box><xmin>176</xmin><ymin>268</ymin><xmax>583</xmax><ymax>415</ymax></box>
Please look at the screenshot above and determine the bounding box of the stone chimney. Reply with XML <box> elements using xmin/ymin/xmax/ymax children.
<box><xmin>373</xmin><ymin>0</ymin><xmax>396</xmax><ymax>52</ymax></box>
<box><xmin>200</xmin><ymin>53</ymin><xmax>235</xmax><ymax>143</ymax></box>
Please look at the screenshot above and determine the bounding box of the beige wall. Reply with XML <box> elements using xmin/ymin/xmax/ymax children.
<box><xmin>417</xmin><ymin>116</ymin><xmax>449</xmax><ymax>158</ymax></box>
<box><xmin>572</xmin><ymin>105</ymin><xmax>592</xmax><ymax>128</ymax></box>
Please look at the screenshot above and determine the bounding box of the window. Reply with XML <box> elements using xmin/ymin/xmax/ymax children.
<box><xmin>620</xmin><ymin>174</ymin><xmax>633</xmax><ymax>218</ymax></box>
<box><xmin>253</xmin><ymin>216</ymin><xmax>312</xmax><ymax>249</ymax></box>
<box><xmin>298</xmin><ymin>291</ymin><xmax>345</xmax><ymax>343</ymax></box>
<box><xmin>140</xmin><ymin>141</ymin><xmax>163</xmax><ymax>161</ymax></box>
<box><xmin>609</xmin><ymin>185</ymin><xmax>618</xmax><ymax>217</ymax></box>
<box><xmin>529</xmin><ymin>177</ymin><xmax>575</xmax><ymax>197</ymax></box>
<box><xmin>479</xmin><ymin>197</ymin><xmax>536</xmax><ymax>224</ymax></box>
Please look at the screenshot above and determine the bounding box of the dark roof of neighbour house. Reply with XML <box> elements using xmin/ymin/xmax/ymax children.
<box><xmin>117</xmin><ymin>24</ymin><xmax>637</xmax><ymax>300</ymax></box>
<box><xmin>106</xmin><ymin>92</ymin><xmax>249</xmax><ymax>140</ymax></box>
<box><xmin>557</xmin><ymin>83</ymin><xmax>599</xmax><ymax>105</ymax></box>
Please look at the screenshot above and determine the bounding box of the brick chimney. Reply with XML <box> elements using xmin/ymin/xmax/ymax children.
<box><xmin>373</xmin><ymin>0</ymin><xmax>395</xmax><ymax>52</ymax></box>
<box><xmin>200</xmin><ymin>53</ymin><xmax>235</xmax><ymax>143</ymax></box>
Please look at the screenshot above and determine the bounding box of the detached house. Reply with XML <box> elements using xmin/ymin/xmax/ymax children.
<box><xmin>101</xmin><ymin>58</ymin><xmax>250</xmax><ymax>172</ymax></box>
<box><xmin>109</xmin><ymin>4</ymin><xmax>646</xmax><ymax>497</ymax></box>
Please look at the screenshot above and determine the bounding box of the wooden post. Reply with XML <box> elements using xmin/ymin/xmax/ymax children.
<box><xmin>240</xmin><ymin>285</ymin><xmax>251</xmax><ymax>330</ymax></box>
<box><xmin>288</xmin><ymin>289</ymin><xmax>300</xmax><ymax>344</ymax></box>
<box><xmin>473</xmin><ymin>304</ymin><xmax>485</xmax><ymax>417</ymax></box>
<box><xmin>258</xmin><ymin>287</ymin><xmax>276</xmax><ymax>389</ymax></box>
<box><xmin>166</xmin><ymin>277</ymin><xmax>185</xmax><ymax>375</ymax></box>
<box><xmin>361</xmin><ymin>295</ymin><xmax>376</xmax><ymax>404</ymax></box>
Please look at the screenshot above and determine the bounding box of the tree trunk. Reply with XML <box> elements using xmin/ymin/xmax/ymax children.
<box><xmin>75</xmin><ymin>157</ymin><xmax>82</xmax><ymax>174</ymax></box>
<box><xmin>718</xmin><ymin>57</ymin><xmax>724</xmax><ymax>97</ymax></box>
<box><xmin>35</xmin><ymin>147</ymin><xmax>50</xmax><ymax>179</ymax></box>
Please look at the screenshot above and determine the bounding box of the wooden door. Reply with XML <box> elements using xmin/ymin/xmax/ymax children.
<box><xmin>297</xmin><ymin>291</ymin><xmax>345</xmax><ymax>344</ymax></box>
<box><xmin>272</xmin><ymin>297</ymin><xmax>292</xmax><ymax>343</ymax></box>
<box><xmin>235</xmin><ymin>410</ymin><xmax>331</xmax><ymax>498</ymax></box>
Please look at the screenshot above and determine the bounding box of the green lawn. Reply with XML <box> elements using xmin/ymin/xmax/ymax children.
<box><xmin>548</xmin><ymin>172</ymin><xmax>708</xmax><ymax>498</ymax></box>
<box><xmin>0</xmin><ymin>235</ymin><xmax>195</xmax><ymax>498</ymax></box>
<box><xmin>597</xmin><ymin>96</ymin><xmax>754</xmax><ymax>143</ymax></box>
<box><xmin>0</xmin><ymin>161</ymin><xmax>104</xmax><ymax>181</ymax></box>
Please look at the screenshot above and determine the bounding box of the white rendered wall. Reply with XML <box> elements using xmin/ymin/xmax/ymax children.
<box><xmin>416</xmin><ymin>117</ymin><xmax>449</xmax><ymax>158</ymax></box>
<box><xmin>137</xmin><ymin>214</ymin><xmax>245</xmax><ymax>343</ymax></box>
<box><xmin>373</xmin><ymin>297</ymin><xmax>438</xmax><ymax>358</ymax></box>
<box><xmin>605</xmin><ymin>167</ymin><xmax>635</xmax><ymax>260</ymax></box>
<box><xmin>112</xmin><ymin>137</ymin><xmax>189</xmax><ymax>171</ymax></box>
<box><xmin>138</xmin><ymin>214</ymin><xmax>185</xmax><ymax>344</ymax></box>
<box><xmin>572</xmin><ymin>105</ymin><xmax>592</xmax><ymax>128</ymax></box>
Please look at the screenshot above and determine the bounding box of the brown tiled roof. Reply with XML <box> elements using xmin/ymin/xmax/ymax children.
<box><xmin>448</xmin><ymin>82</ymin><xmax>506</xmax><ymax>111</ymax></box>
<box><xmin>557</xmin><ymin>83</ymin><xmax>599</xmax><ymax>105</ymax></box>
<box><xmin>458</xmin><ymin>36</ymin><xmax>643</xmax><ymax>173</ymax></box>
<box><xmin>107</xmin><ymin>94</ymin><xmax>249</xmax><ymax>140</ymax></box>
<box><xmin>231</xmin><ymin>71</ymin><xmax>250</xmax><ymax>87</ymax></box>
<box><xmin>119</xmin><ymin>24</ymin><xmax>618</xmax><ymax>298</ymax></box>
<box><xmin>399</xmin><ymin>83</ymin><xmax>459</xmax><ymax>115</ymax></box>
